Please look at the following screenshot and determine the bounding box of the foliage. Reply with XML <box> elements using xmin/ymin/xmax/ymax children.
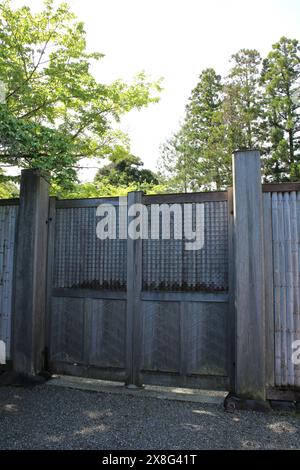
<box><xmin>159</xmin><ymin>38</ymin><xmax>300</xmax><ymax>190</ymax></box>
<box><xmin>51</xmin><ymin>179</ymin><xmax>169</xmax><ymax>199</ymax></box>
<box><xmin>159</xmin><ymin>68</ymin><xmax>230</xmax><ymax>190</ymax></box>
<box><xmin>95</xmin><ymin>145</ymin><xmax>159</xmax><ymax>186</ymax></box>
<box><xmin>261</xmin><ymin>37</ymin><xmax>300</xmax><ymax>181</ymax></box>
<box><xmin>0</xmin><ymin>169</ymin><xmax>18</xmax><ymax>198</ymax></box>
<box><xmin>0</xmin><ymin>0</ymin><xmax>162</xmax><ymax>186</ymax></box>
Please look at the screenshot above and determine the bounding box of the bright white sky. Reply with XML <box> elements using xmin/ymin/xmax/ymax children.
<box><xmin>12</xmin><ymin>0</ymin><xmax>300</xmax><ymax>181</ymax></box>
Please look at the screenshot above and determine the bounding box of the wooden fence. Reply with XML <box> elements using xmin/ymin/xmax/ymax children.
<box><xmin>263</xmin><ymin>187</ymin><xmax>300</xmax><ymax>389</ymax></box>
<box><xmin>1</xmin><ymin>151</ymin><xmax>300</xmax><ymax>402</ymax></box>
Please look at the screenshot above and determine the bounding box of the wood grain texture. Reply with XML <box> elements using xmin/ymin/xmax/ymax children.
<box><xmin>263</xmin><ymin>192</ymin><xmax>275</xmax><ymax>387</ymax></box>
<box><xmin>13</xmin><ymin>170</ymin><xmax>50</xmax><ymax>375</ymax></box>
<box><xmin>233</xmin><ymin>150</ymin><xmax>266</xmax><ymax>400</ymax></box>
<box><xmin>126</xmin><ymin>191</ymin><xmax>143</xmax><ymax>386</ymax></box>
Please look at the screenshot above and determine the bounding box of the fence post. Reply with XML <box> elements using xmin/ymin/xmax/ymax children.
<box><xmin>126</xmin><ymin>191</ymin><xmax>143</xmax><ymax>387</ymax></box>
<box><xmin>232</xmin><ymin>150</ymin><xmax>266</xmax><ymax>401</ymax></box>
<box><xmin>12</xmin><ymin>169</ymin><xmax>50</xmax><ymax>376</ymax></box>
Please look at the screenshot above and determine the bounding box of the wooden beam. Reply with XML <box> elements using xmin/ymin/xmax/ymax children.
<box><xmin>233</xmin><ymin>150</ymin><xmax>266</xmax><ymax>401</ymax></box>
<box><xmin>263</xmin><ymin>182</ymin><xmax>300</xmax><ymax>193</ymax></box>
<box><xmin>125</xmin><ymin>191</ymin><xmax>143</xmax><ymax>386</ymax></box>
<box><xmin>12</xmin><ymin>170</ymin><xmax>50</xmax><ymax>375</ymax></box>
<box><xmin>143</xmin><ymin>191</ymin><xmax>228</xmax><ymax>205</ymax></box>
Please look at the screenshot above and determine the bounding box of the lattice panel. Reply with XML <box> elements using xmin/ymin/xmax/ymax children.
<box><xmin>142</xmin><ymin>201</ymin><xmax>228</xmax><ymax>292</ymax></box>
<box><xmin>53</xmin><ymin>206</ymin><xmax>127</xmax><ymax>290</ymax></box>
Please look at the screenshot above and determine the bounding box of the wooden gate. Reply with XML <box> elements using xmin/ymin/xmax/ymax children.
<box><xmin>47</xmin><ymin>191</ymin><xmax>233</xmax><ymax>390</ymax></box>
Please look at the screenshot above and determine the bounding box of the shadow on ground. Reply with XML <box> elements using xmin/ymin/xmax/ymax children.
<box><xmin>0</xmin><ymin>385</ymin><xmax>299</xmax><ymax>449</ymax></box>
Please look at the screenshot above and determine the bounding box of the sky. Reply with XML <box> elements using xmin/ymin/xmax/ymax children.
<box><xmin>12</xmin><ymin>0</ymin><xmax>300</xmax><ymax>181</ymax></box>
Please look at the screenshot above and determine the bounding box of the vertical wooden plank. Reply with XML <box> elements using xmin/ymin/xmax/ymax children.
<box><xmin>296</xmin><ymin>192</ymin><xmax>300</xmax><ymax>387</ymax></box>
<box><xmin>283</xmin><ymin>192</ymin><xmax>294</xmax><ymax>386</ymax></box>
<box><xmin>13</xmin><ymin>169</ymin><xmax>50</xmax><ymax>375</ymax></box>
<box><xmin>290</xmin><ymin>191</ymin><xmax>298</xmax><ymax>387</ymax></box>
<box><xmin>180</xmin><ymin>301</ymin><xmax>187</xmax><ymax>379</ymax></box>
<box><xmin>278</xmin><ymin>193</ymin><xmax>288</xmax><ymax>386</ymax></box>
<box><xmin>227</xmin><ymin>187</ymin><xmax>235</xmax><ymax>392</ymax></box>
<box><xmin>126</xmin><ymin>191</ymin><xmax>143</xmax><ymax>386</ymax></box>
<box><xmin>272</xmin><ymin>192</ymin><xmax>281</xmax><ymax>386</ymax></box>
<box><xmin>45</xmin><ymin>197</ymin><xmax>56</xmax><ymax>368</ymax></box>
<box><xmin>232</xmin><ymin>150</ymin><xmax>265</xmax><ymax>401</ymax></box>
<box><xmin>263</xmin><ymin>192</ymin><xmax>275</xmax><ymax>387</ymax></box>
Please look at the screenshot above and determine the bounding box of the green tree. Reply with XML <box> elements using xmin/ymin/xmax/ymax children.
<box><xmin>159</xmin><ymin>68</ymin><xmax>230</xmax><ymax>190</ymax></box>
<box><xmin>95</xmin><ymin>145</ymin><xmax>159</xmax><ymax>186</ymax></box>
<box><xmin>261</xmin><ymin>37</ymin><xmax>300</xmax><ymax>181</ymax></box>
<box><xmin>222</xmin><ymin>49</ymin><xmax>263</xmax><ymax>152</ymax></box>
<box><xmin>158</xmin><ymin>129</ymin><xmax>197</xmax><ymax>192</ymax></box>
<box><xmin>0</xmin><ymin>169</ymin><xmax>18</xmax><ymax>198</ymax></box>
<box><xmin>0</xmin><ymin>0</ymin><xmax>161</xmax><ymax>187</ymax></box>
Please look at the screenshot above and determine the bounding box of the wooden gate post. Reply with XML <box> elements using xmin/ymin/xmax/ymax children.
<box><xmin>12</xmin><ymin>169</ymin><xmax>50</xmax><ymax>376</ymax></box>
<box><xmin>125</xmin><ymin>191</ymin><xmax>143</xmax><ymax>387</ymax></box>
<box><xmin>232</xmin><ymin>150</ymin><xmax>266</xmax><ymax>401</ymax></box>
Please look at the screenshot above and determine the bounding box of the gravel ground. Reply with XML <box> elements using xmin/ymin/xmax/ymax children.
<box><xmin>0</xmin><ymin>385</ymin><xmax>299</xmax><ymax>450</ymax></box>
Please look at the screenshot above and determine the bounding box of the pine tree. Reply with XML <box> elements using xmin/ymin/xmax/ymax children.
<box><xmin>261</xmin><ymin>37</ymin><xmax>300</xmax><ymax>181</ymax></box>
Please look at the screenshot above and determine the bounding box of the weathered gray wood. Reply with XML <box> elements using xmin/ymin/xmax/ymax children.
<box><xmin>278</xmin><ymin>193</ymin><xmax>288</xmax><ymax>385</ymax></box>
<box><xmin>227</xmin><ymin>187</ymin><xmax>235</xmax><ymax>391</ymax></box>
<box><xmin>263</xmin><ymin>182</ymin><xmax>300</xmax><ymax>193</ymax></box>
<box><xmin>263</xmin><ymin>192</ymin><xmax>275</xmax><ymax>387</ymax></box>
<box><xmin>0</xmin><ymin>204</ymin><xmax>18</xmax><ymax>360</ymax></box>
<box><xmin>56</xmin><ymin>197</ymin><xmax>119</xmax><ymax>208</ymax></box>
<box><xmin>290</xmin><ymin>192</ymin><xmax>299</xmax><ymax>387</ymax></box>
<box><xmin>295</xmin><ymin>192</ymin><xmax>300</xmax><ymax>387</ymax></box>
<box><xmin>140</xmin><ymin>291</ymin><xmax>228</xmax><ymax>302</ymax></box>
<box><xmin>141</xmin><ymin>301</ymin><xmax>181</xmax><ymax>373</ymax></box>
<box><xmin>283</xmin><ymin>192</ymin><xmax>294</xmax><ymax>385</ymax></box>
<box><xmin>183</xmin><ymin>301</ymin><xmax>228</xmax><ymax>377</ymax></box>
<box><xmin>267</xmin><ymin>387</ymin><xmax>300</xmax><ymax>401</ymax></box>
<box><xmin>45</xmin><ymin>197</ymin><xmax>56</xmax><ymax>366</ymax></box>
<box><xmin>84</xmin><ymin>298</ymin><xmax>126</xmax><ymax>368</ymax></box>
<box><xmin>52</xmin><ymin>288</ymin><xmax>126</xmax><ymax>300</ymax></box>
<box><xmin>0</xmin><ymin>199</ymin><xmax>19</xmax><ymax>206</ymax></box>
<box><xmin>126</xmin><ymin>191</ymin><xmax>143</xmax><ymax>386</ymax></box>
<box><xmin>50</xmin><ymin>296</ymin><xmax>85</xmax><ymax>363</ymax></box>
<box><xmin>272</xmin><ymin>193</ymin><xmax>282</xmax><ymax>386</ymax></box>
<box><xmin>143</xmin><ymin>191</ymin><xmax>228</xmax><ymax>204</ymax></box>
<box><xmin>233</xmin><ymin>150</ymin><xmax>266</xmax><ymax>400</ymax></box>
<box><xmin>12</xmin><ymin>169</ymin><xmax>50</xmax><ymax>375</ymax></box>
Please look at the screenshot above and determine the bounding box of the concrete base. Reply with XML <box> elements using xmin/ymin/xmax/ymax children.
<box><xmin>48</xmin><ymin>375</ymin><xmax>227</xmax><ymax>405</ymax></box>
<box><xmin>224</xmin><ymin>393</ymin><xmax>272</xmax><ymax>413</ymax></box>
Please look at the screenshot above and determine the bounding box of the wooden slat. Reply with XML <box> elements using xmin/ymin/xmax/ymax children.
<box><xmin>278</xmin><ymin>193</ymin><xmax>288</xmax><ymax>385</ymax></box>
<box><xmin>233</xmin><ymin>150</ymin><xmax>266</xmax><ymax>400</ymax></box>
<box><xmin>0</xmin><ymin>198</ymin><xmax>19</xmax><ymax>206</ymax></box>
<box><xmin>143</xmin><ymin>191</ymin><xmax>228</xmax><ymax>204</ymax></box>
<box><xmin>263</xmin><ymin>192</ymin><xmax>275</xmax><ymax>387</ymax></box>
<box><xmin>272</xmin><ymin>193</ymin><xmax>281</xmax><ymax>386</ymax></box>
<box><xmin>126</xmin><ymin>191</ymin><xmax>143</xmax><ymax>386</ymax></box>
<box><xmin>141</xmin><ymin>291</ymin><xmax>229</xmax><ymax>302</ymax></box>
<box><xmin>263</xmin><ymin>182</ymin><xmax>300</xmax><ymax>193</ymax></box>
<box><xmin>52</xmin><ymin>288</ymin><xmax>126</xmax><ymax>300</ymax></box>
<box><xmin>290</xmin><ymin>192</ymin><xmax>299</xmax><ymax>387</ymax></box>
<box><xmin>56</xmin><ymin>197</ymin><xmax>119</xmax><ymax>208</ymax></box>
